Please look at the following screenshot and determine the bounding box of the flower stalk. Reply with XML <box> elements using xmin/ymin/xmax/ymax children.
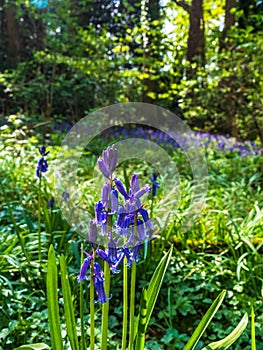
<box><xmin>122</xmin><ymin>257</ymin><xmax>128</xmax><ymax>350</ymax></box>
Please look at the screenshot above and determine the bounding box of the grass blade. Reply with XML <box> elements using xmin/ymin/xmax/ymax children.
<box><xmin>60</xmin><ymin>254</ymin><xmax>79</xmax><ymax>350</ymax></box>
<box><xmin>201</xmin><ymin>313</ymin><xmax>248</xmax><ymax>349</ymax></box>
<box><xmin>251</xmin><ymin>306</ymin><xmax>256</xmax><ymax>350</ymax></box>
<box><xmin>47</xmin><ymin>245</ymin><xmax>63</xmax><ymax>350</ymax></box>
<box><xmin>13</xmin><ymin>344</ymin><xmax>50</xmax><ymax>350</ymax></box>
<box><xmin>183</xmin><ymin>290</ymin><xmax>226</xmax><ymax>350</ymax></box>
<box><xmin>135</xmin><ymin>288</ymin><xmax>148</xmax><ymax>350</ymax></box>
<box><xmin>145</xmin><ymin>245</ymin><xmax>173</xmax><ymax>330</ymax></box>
<box><xmin>134</xmin><ymin>245</ymin><xmax>173</xmax><ymax>342</ymax></box>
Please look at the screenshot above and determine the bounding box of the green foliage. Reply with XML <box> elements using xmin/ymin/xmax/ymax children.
<box><xmin>0</xmin><ymin>118</ymin><xmax>262</xmax><ymax>348</ymax></box>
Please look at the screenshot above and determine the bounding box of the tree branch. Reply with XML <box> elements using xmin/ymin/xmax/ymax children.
<box><xmin>174</xmin><ymin>0</ymin><xmax>191</xmax><ymax>13</ymax></box>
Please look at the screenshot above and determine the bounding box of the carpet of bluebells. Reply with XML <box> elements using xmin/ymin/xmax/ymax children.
<box><xmin>0</xmin><ymin>115</ymin><xmax>263</xmax><ymax>349</ymax></box>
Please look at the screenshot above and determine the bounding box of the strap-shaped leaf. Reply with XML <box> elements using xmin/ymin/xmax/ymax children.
<box><xmin>183</xmin><ymin>290</ymin><xmax>226</xmax><ymax>350</ymax></box>
<box><xmin>135</xmin><ymin>288</ymin><xmax>148</xmax><ymax>350</ymax></box>
<box><xmin>201</xmin><ymin>313</ymin><xmax>248</xmax><ymax>349</ymax></box>
<box><xmin>47</xmin><ymin>245</ymin><xmax>63</xmax><ymax>350</ymax></box>
<box><xmin>145</xmin><ymin>245</ymin><xmax>173</xmax><ymax>330</ymax></box>
<box><xmin>251</xmin><ymin>306</ymin><xmax>256</xmax><ymax>350</ymax></box>
<box><xmin>13</xmin><ymin>344</ymin><xmax>50</xmax><ymax>350</ymax></box>
<box><xmin>134</xmin><ymin>246</ymin><xmax>173</xmax><ymax>343</ymax></box>
<box><xmin>60</xmin><ymin>254</ymin><xmax>79</xmax><ymax>350</ymax></box>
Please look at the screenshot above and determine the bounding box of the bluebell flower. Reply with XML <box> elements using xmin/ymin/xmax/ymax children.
<box><xmin>96</xmin><ymin>238</ymin><xmax>125</xmax><ymax>274</ymax></box>
<box><xmin>113</xmin><ymin>178</ymin><xmax>130</xmax><ymax>200</ymax></box>
<box><xmin>62</xmin><ymin>190</ymin><xmax>70</xmax><ymax>202</ymax></box>
<box><xmin>132</xmin><ymin>242</ymin><xmax>143</xmax><ymax>262</ymax></box>
<box><xmin>76</xmin><ymin>252</ymin><xmax>93</xmax><ymax>283</ymax></box>
<box><xmin>97</xmin><ymin>145</ymin><xmax>118</xmax><ymax>179</ymax></box>
<box><xmin>102</xmin><ymin>182</ymin><xmax>111</xmax><ymax>207</ymax></box>
<box><xmin>93</xmin><ymin>262</ymin><xmax>111</xmax><ymax>303</ymax></box>
<box><xmin>110</xmin><ymin>188</ymin><xmax>118</xmax><ymax>213</ymax></box>
<box><xmin>139</xmin><ymin>208</ymin><xmax>154</xmax><ymax>233</ymax></box>
<box><xmin>134</xmin><ymin>185</ymin><xmax>151</xmax><ymax>199</ymax></box>
<box><xmin>95</xmin><ymin>201</ymin><xmax>107</xmax><ymax>224</ymax></box>
<box><xmin>137</xmin><ymin>218</ymin><xmax>146</xmax><ymax>240</ymax></box>
<box><xmin>123</xmin><ymin>243</ymin><xmax>143</xmax><ymax>267</ymax></box>
<box><xmin>88</xmin><ymin>220</ymin><xmax>97</xmax><ymax>244</ymax></box>
<box><xmin>39</xmin><ymin>146</ymin><xmax>49</xmax><ymax>156</ymax></box>
<box><xmin>117</xmin><ymin>215</ymin><xmax>131</xmax><ymax>236</ymax></box>
<box><xmin>47</xmin><ymin>197</ymin><xmax>54</xmax><ymax>208</ymax></box>
<box><xmin>36</xmin><ymin>146</ymin><xmax>49</xmax><ymax>178</ymax></box>
<box><xmin>150</xmin><ymin>173</ymin><xmax>160</xmax><ymax>197</ymax></box>
<box><xmin>130</xmin><ymin>174</ymin><xmax>140</xmax><ymax>193</ymax></box>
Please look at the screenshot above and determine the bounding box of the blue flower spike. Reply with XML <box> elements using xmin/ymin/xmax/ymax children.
<box><xmin>150</xmin><ymin>172</ymin><xmax>160</xmax><ymax>197</ymax></box>
<box><xmin>36</xmin><ymin>146</ymin><xmax>49</xmax><ymax>178</ymax></box>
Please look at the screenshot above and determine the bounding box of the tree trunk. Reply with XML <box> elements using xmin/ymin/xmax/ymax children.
<box><xmin>187</xmin><ymin>0</ymin><xmax>205</xmax><ymax>65</ymax></box>
<box><xmin>220</xmin><ymin>0</ymin><xmax>236</xmax><ymax>50</ymax></box>
<box><xmin>174</xmin><ymin>0</ymin><xmax>205</xmax><ymax>66</ymax></box>
<box><xmin>6</xmin><ymin>2</ymin><xmax>20</xmax><ymax>67</ymax></box>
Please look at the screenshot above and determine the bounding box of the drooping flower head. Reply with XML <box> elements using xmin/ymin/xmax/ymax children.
<box><xmin>97</xmin><ymin>144</ymin><xmax>118</xmax><ymax>179</ymax></box>
<box><xmin>47</xmin><ymin>197</ymin><xmax>54</xmax><ymax>208</ymax></box>
<box><xmin>93</xmin><ymin>262</ymin><xmax>111</xmax><ymax>304</ymax></box>
<box><xmin>76</xmin><ymin>252</ymin><xmax>93</xmax><ymax>283</ymax></box>
<box><xmin>36</xmin><ymin>146</ymin><xmax>49</xmax><ymax>178</ymax></box>
<box><xmin>150</xmin><ymin>172</ymin><xmax>160</xmax><ymax>197</ymax></box>
<box><xmin>88</xmin><ymin>219</ymin><xmax>98</xmax><ymax>245</ymax></box>
<box><xmin>62</xmin><ymin>190</ymin><xmax>70</xmax><ymax>203</ymax></box>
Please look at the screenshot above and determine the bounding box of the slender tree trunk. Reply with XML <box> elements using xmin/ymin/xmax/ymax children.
<box><xmin>220</xmin><ymin>0</ymin><xmax>236</xmax><ymax>50</ymax></box>
<box><xmin>187</xmin><ymin>0</ymin><xmax>205</xmax><ymax>65</ymax></box>
<box><xmin>174</xmin><ymin>0</ymin><xmax>205</xmax><ymax>71</ymax></box>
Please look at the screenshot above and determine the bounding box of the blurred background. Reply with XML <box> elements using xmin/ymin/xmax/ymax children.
<box><xmin>0</xmin><ymin>0</ymin><xmax>263</xmax><ymax>146</ymax></box>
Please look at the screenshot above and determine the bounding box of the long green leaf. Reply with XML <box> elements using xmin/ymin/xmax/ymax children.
<box><xmin>183</xmin><ymin>290</ymin><xmax>227</xmax><ymax>350</ymax></box>
<box><xmin>145</xmin><ymin>245</ymin><xmax>173</xmax><ymax>330</ymax></box>
<box><xmin>201</xmin><ymin>313</ymin><xmax>248</xmax><ymax>349</ymax></box>
<box><xmin>47</xmin><ymin>245</ymin><xmax>63</xmax><ymax>350</ymax></box>
<box><xmin>135</xmin><ymin>288</ymin><xmax>148</xmax><ymax>350</ymax></box>
<box><xmin>134</xmin><ymin>246</ymin><xmax>173</xmax><ymax>342</ymax></box>
<box><xmin>60</xmin><ymin>254</ymin><xmax>79</xmax><ymax>350</ymax></box>
<box><xmin>251</xmin><ymin>306</ymin><xmax>256</xmax><ymax>350</ymax></box>
<box><xmin>13</xmin><ymin>344</ymin><xmax>50</xmax><ymax>350</ymax></box>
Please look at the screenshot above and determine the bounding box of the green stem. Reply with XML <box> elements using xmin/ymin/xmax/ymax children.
<box><xmin>122</xmin><ymin>257</ymin><xmax>128</xmax><ymax>350</ymax></box>
<box><xmin>58</xmin><ymin>227</ymin><xmax>70</xmax><ymax>253</ymax></box>
<box><xmin>38</xmin><ymin>176</ymin><xmax>42</xmax><ymax>263</ymax></box>
<box><xmin>128</xmin><ymin>261</ymin><xmax>137</xmax><ymax>350</ymax></box>
<box><xmin>80</xmin><ymin>248</ymin><xmax>87</xmax><ymax>350</ymax></box>
<box><xmin>90</xmin><ymin>260</ymin><xmax>95</xmax><ymax>350</ymax></box>
<box><xmin>101</xmin><ymin>261</ymin><xmax>111</xmax><ymax>350</ymax></box>
<box><xmin>150</xmin><ymin>193</ymin><xmax>154</xmax><ymax>218</ymax></box>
